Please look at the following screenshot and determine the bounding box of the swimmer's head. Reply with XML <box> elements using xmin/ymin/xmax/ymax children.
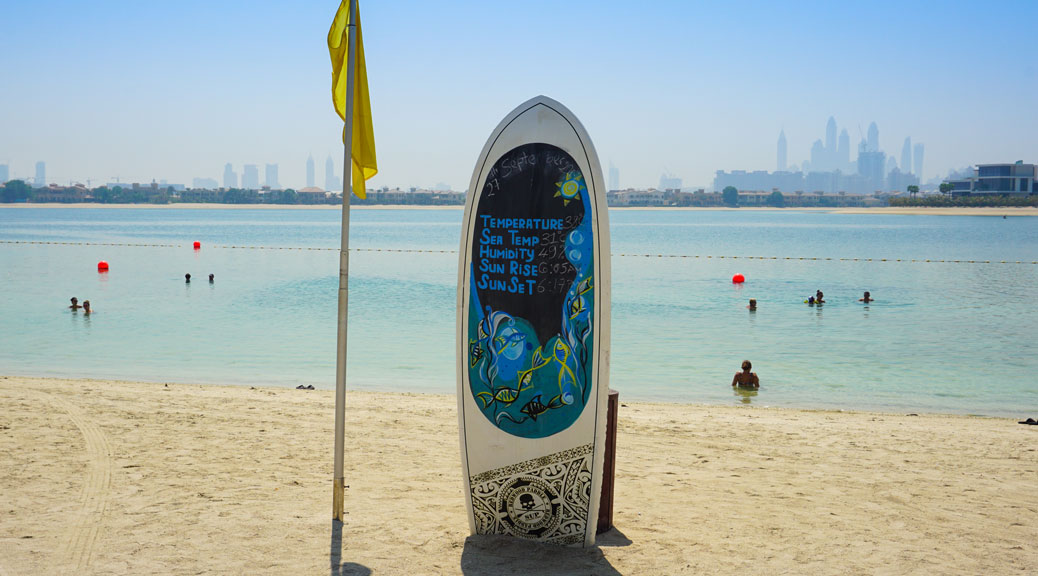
<box><xmin>864</xmin><ymin>291</ymin><xmax>870</xmax><ymax>298</ymax></box>
<box><xmin>741</xmin><ymin>360</ymin><xmax>752</xmax><ymax>371</ymax></box>
<box><xmin>70</xmin><ymin>297</ymin><xmax>78</xmax><ymax>304</ymax></box>
<box><xmin>808</xmin><ymin>296</ymin><xmax>815</xmax><ymax>304</ymax></box>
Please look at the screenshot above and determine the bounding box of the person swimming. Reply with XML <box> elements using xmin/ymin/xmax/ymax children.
<box><xmin>747</xmin><ymin>298</ymin><xmax>757</xmax><ymax>311</ymax></box>
<box><xmin>806</xmin><ymin>296</ymin><xmax>815</xmax><ymax>305</ymax></box>
<box><xmin>185</xmin><ymin>273</ymin><xmax>191</xmax><ymax>283</ymax></box>
<box><xmin>209</xmin><ymin>273</ymin><xmax>214</xmax><ymax>283</ymax></box>
<box><xmin>859</xmin><ymin>291</ymin><xmax>874</xmax><ymax>303</ymax></box>
<box><xmin>82</xmin><ymin>300</ymin><xmax>92</xmax><ymax>315</ymax></box>
<box><xmin>69</xmin><ymin>297</ymin><xmax>81</xmax><ymax>310</ymax></box>
<box><xmin>731</xmin><ymin>360</ymin><xmax>759</xmax><ymax>389</ymax></box>
<box><xmin>815</xmin><ymin>290</ymin><xmax>825</xmax><ymax>304</ymax></box>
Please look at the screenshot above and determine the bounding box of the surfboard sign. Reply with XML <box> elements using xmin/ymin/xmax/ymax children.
<box><xmin>456</xmin><ymin>96</ymin><xmax>611</xmax><ymax>546</ymax></box>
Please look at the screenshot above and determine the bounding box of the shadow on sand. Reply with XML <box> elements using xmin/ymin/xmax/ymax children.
<box><xmin>460</xmin><ymin>531</ymin><xmax>625</xmax><ymax>575</ymax></box>
<box><xmin>329</xmin><ymin>520</ymin><xmax>372</xmax><ymax>576</ymax></box>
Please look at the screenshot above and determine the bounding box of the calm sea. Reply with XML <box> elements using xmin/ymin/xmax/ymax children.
<box><xmin>1</xmin><ymin>207</ymin><xmax>1036</xmax><ymax>417</ymax></box>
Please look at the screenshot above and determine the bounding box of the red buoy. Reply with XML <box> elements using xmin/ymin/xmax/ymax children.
<box><xmin>732</xmin><ymin>273</ymin><xmax>745</xmax><ymax>284</ymax></box>
<box><xmin>97</xmin><ymin>261</ymin><xmax>109</xmax><ymax>272</ymax></box>
<box><xmin>193</xmin><ymin>241</ymin><xmax>201</xmax><ymax>250</ymax></box>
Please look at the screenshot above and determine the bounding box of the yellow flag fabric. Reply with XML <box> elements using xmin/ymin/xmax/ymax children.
<box><xmin>328</xmin><ymin>0</ymin><xmax>376</xmax><ymax>199</ymax></box>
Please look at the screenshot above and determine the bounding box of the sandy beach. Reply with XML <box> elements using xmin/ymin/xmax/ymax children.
<box><xmin>1</xmin><ymin>376</ymin><xmax>1034</xmax><ymax>575</ymax></box>
<box><xmin>4</xmin><ymin>203</ymin><xmax>1036</xmax><ymax>216</ymax></box>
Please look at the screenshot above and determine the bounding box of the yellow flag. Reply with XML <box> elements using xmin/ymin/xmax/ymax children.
<box><xmin>328</xmin><ymin>0</ymin><xmax>376</xmax><ymax>199</ymax></box>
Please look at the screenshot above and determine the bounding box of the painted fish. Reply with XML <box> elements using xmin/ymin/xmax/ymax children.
<box><xmin>552</xmin><ymin>339</ymin><xmax>571</xmax><ymax>364</ymax></box>
<box><xmin>494</xmin><ymin>330</ymin><xmax>525</xmax><ymax>355</ymax></box>
<box><xmin>475</xmin><ymin>376</ymin><xmax>534</xmax><ymax>409</ymax></box>
<box><xmin>575</xmin><ymin>275</ymin><xmax>593</xmax><ymax>296</ymax></box>
<box><xmin>568</xmin><ymin>296</ymin><xmax>586</xmax><ymax>320</ymax></box>
<box><xmin>469</xmin><ymin>341</ymin><xmax>484</xmax><ymax>367</ymax></box>
<box><xmin>519</xmin><ymin>393</ymin><xmax>567</xmax><ymax>421</ymax></box>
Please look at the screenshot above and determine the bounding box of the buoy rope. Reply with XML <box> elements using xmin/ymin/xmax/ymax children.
<box><xmin>1</xmin><ymin>240</ymin><xmax>1034</xmax><ymax>264</ymax></box>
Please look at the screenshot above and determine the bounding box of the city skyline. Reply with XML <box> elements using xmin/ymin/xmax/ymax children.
<box><xmin>2</xmin><ymin>1</ymin><xmax>1036</xmax><ymax>190</ymax></box>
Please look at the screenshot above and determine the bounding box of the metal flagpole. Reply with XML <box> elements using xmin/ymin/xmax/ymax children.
<box><xmin>333</xmin><ymin>0</ymin><xmax>358</xmax><ymax>522</ymax></box>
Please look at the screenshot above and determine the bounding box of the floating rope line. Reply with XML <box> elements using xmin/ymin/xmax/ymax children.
<box><xmin>1</xmin><ymin>240</ymin><xmax>1034</xmax><ymax>264</ymax></box>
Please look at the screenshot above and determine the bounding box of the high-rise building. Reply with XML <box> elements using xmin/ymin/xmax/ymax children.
<box><xmin>901</xmin><ymin>137</ymin><xmax>913</xmax><ymax>175</ymax></box>
<box><xmin>659</xmin><ymin>173</ymin><xmax>682</xmax><ymax>190</ymax></box>
<box><xmin>223</xmin><ymin>163</ymin><xmax>237</xmax><ymax>188</ymax></box>
<box><xmin>913</xmin><ymin>143</ymin><xmax>925</xmax><ymax>179</ymax></box>
<box><xmin>608</xmin><ymin>162</ymin><xmax>619</xmax><ymax>191</ymax></box>
<box><xmin>264</xmin><ymin>164</ymin><xmax>280</xmax><ymax>189</ymax></box>
<box><xmin>0</xmin><ymin>164</ymin><xmax>9</xmax><ymax>183</ymax></box>
<box><xmin>325</xmin><ymin>156</ymin><xmax>341</xmax><ymax>192</ymax></box>
<box><xmin>34</xmin><ymin>161</ymin><xmax>46</xmax><ymax>187</ymax></box>
<box><xmin>242</xmin><ymin>164</ymin><xmax>260</xmax><ymax>189</ymax></box>
<box><xmin>306</xmin><ymin>154</ymin><xmax>315</xmax><ymax>189</ymax></box>
<box><xmin>777</xmin><ymin>130</ymin><xmax>787</xmax><ymax>172</ymax></box>
<box><xmin>867</xmin><ymin>122</ymin><xmax>879</xmax><ymax>153</ymax></box>
<box><xmin>857</xmin><ymin>149</ymin><xmax>885</xmax><ymax>192</ymax></box>
<box><xmin>838</xmin><ymin>129</ymin><xmax>850</xmax><ymax>169</ymax></box>
<box><xmin>809</xmin><ymin>139</ymin><xmax>825</xmax><ymax>171</ymax></box>
<box><xmin>825</xmin><ymin>117</ymin><xmax>837</xmax><ymax>154</ymax></box>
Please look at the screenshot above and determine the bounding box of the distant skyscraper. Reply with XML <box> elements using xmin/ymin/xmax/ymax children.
<box><xmin>913</xmin><ymin>143</ymin><xmax>925</xmax><ymax>179</ymax></box>
<box><xmin>34</xmin><ymin>161</ymin><xmax>46</xmax><ymax>187</ymax></box>
<box><xmin>325</xmin><ymin>156</ymin><xmax>341</xmax><ymax>192</ymax></box>
<box><xmin>838</xmin><ymin>129</ymin><xmax>850</xmax><ymax>169</ymax></box>
<box><xmin>223</xmin><ymin>163</ymin><xmax>237</xmax><ymax>188</ymax></box>
<box><xmin>0</xmin><ymin>164</ymin><xmax>8</xmax><ymax>183</ymax></box>
<box><xmin>901</xmin><ymin>137</ymin><xmax>913</xmax><ymax>175</ymax></box>
<box><xmin>264</xmin><ymin>164</ymin><xmax>280</xmax><ymax>189</ymax></box>
<box><xmin>608</xmin><ymin>162</ymin><xmax>619</xmax><ymax>190</ymax></box>
<box><xmin>886</xmin><ymin>156</ymin><xmax>898</xmax><ymax>176</ymax></box>
<box><xmin>777</xmin><ymin>130</ymin><xmax>787</xmax><ymax>171</ymax></box>
<box><xmin>810</xmin><ymin>139</ymin><xmax>825</xmax><ymax>171</ymax></box>
<box><xmin>242</xmin><ymin>164</ymin><xmax>260</xmax><ymax>189</ymax></box>
<box><xmin>857</xmin><ymin>150</ymin><xmax>885</xmax><ymax>192</ymax></box>
<box><xmin>306</xmin><ymin>154</ymin><xmax>315</xmax><ymax>188</ymax></box>
<box><xmin>867</xmin><ymin>122</ymin><xmax>879</xmax><ymax>153</ymax></box>
<box><xmin>659</xmin><ymin>173</ymin><xmax>682</xmax><ymax>190</ymax></box>
<box><xmin>825</xmin><ymin>117</ymin><xmax>837</xmax><ymax>153</ymax></box>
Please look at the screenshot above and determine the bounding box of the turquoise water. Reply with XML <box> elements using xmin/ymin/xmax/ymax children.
<box><xmin>1</xmin><ymin>207</ymin><xmax>1036</xmax><ymax>417</ymax></box>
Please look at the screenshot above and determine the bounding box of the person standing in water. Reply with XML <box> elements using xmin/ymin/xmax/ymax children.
<box><xmin>69</xmin><ymin>297</ymin><xmax>81</xmax><ymax>310</ymax></box>
<box><xmin>732</xmin><ymin>360</ymin><xmax>759</xmax><ymax>389</ymax></box>
<box><xmin>747</xmin><ymin>298</ymin><xmax>757</xmax><ymax>311</ymax></box>
<box><xmin>859</xmin><ymin>291</ymin><xmax>874</xmax><ymax>303</ymax></box>
<box><xmin>82</xmin><ymin>300</ymin><xmax>92</xmax><ymax>315</ymax></box>
<box><xmin>185</xmin><ymin>273</ymin><xmax>191</xmax><ymax>283</ymax></box>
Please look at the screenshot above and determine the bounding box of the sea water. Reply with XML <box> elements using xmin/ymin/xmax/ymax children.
<box><xmin>1</xmin><ymin>207</ymin><xmax>1036</xmax><ymax>417</ymax></box>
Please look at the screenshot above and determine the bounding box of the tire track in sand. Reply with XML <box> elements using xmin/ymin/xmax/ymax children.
<box><xmin>46</xmin><ymin>392</ymin><xmax>113</xmax><ymax>571</ymax></box>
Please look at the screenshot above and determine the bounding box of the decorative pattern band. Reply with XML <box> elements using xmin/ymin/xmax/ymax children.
<box><xmin>469</xmin><ymin>443</ymin><xmax>594</xmax><ymax>545</ymax></box>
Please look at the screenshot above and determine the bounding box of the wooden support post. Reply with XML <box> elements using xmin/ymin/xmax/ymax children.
<box><xmin>597</xmin><ymin>390</ymin><xmax>619</xmax><ymax>534</ymax></box>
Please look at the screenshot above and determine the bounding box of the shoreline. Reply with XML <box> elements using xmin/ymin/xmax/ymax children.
<box><xmin>1</xmin><ymin>375</ymin><xmax>1034</xmax><ymax>574</ymax></box>
<box><xmin>2</xmin><ymin>202</ymin><xmax>1036</xmax><ymax>216</ymax></box>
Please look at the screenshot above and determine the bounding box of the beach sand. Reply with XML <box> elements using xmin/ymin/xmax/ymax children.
<box><xmin>1</xmin><ymin>376</ymin><xmax>1034</xmax><ymax>575</ymax></box>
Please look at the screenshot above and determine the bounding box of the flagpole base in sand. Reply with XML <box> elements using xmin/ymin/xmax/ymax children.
<box><xmin>333</xmin><ymin>478</ymin><xmax>345</xmax><ymax>521</ymax></box>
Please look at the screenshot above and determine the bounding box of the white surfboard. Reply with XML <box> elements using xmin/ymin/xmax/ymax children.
<box><xmin>456</xmin><ymin>96</ymin><xmax>611</xmax><ymax>546</ymax></box>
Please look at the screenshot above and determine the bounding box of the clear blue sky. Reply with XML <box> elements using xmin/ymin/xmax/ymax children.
<box><xmin>2</xmin><ymin>0</ymin><xmax>1036</xmax><ymax>190</ymax></box>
